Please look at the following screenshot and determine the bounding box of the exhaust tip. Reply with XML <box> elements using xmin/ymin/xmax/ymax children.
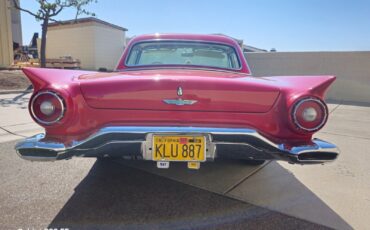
<box><xmin>17</xmin><ymin>148</ymin><xmax>58</xmax><ymax>161</ymax></box>
<box><xmin>298</xmin><ymin>151</ymin><xmax>338</xmax><ymax>162</ymax></box>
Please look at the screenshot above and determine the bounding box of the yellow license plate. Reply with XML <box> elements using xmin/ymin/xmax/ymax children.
<box><xmin>152</xmin><ymin>135</ymin><xmax>206</xmax><ymax>162</ymax></box>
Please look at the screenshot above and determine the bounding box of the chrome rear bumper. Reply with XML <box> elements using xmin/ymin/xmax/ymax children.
<box><xmin>15</xmin><ymin>126</ymin><xmax>339</xmax><ymax>164</ymax></box>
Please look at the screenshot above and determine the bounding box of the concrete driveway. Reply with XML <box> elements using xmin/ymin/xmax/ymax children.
<box><xmin>1</xmin><ymin>92</ymin><xmax>369</xmax><ymax>229</ymax></box>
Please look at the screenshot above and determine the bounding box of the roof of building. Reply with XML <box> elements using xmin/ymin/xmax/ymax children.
<box><xmin>242</xmin><ymin>45</ymin><xmax>267</xmax><ymax>52</ymax></box>
<box><xmin>48</xmin><ymin>17</ymin><xmax>128</xmax><ymax>31</ymax></box>
<box><xmin>212</xmin><ymin>33</ymin><xmax>266</xmax><ymax>52</ymax></box>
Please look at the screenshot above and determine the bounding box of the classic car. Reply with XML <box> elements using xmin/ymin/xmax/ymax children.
<box><xmin>15</xmin><ymin>33</ymin><xmax>339</xmax><ymax>169</ymax></box>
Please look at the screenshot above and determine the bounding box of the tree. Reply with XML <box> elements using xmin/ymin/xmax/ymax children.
<box><xmin>12</xmin><ymin>0</ymin><xmax>96</xmax><ymax>68</ymax></box>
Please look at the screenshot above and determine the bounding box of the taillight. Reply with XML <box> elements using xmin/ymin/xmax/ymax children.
<box><xmin>31</xmin><ymin>91</ymin><xmax>65</xmax><ymax>125</ymax></box>
<box><xmin>292</xmin><ymin>98</ymin><xmax>328</xmax><ymax>132</ymax></box>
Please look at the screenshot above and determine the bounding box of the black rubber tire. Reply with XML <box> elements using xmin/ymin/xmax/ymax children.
<box><xmin>240</xmin><ymin>159</ymin><xmax>266</xmax><ymax>165</ymax></box>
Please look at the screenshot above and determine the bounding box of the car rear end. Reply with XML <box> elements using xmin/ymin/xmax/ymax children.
<box><xmin>15</xmin><ymin>34</ymin><xmax>339</xmax><ymax>167</ymax></box>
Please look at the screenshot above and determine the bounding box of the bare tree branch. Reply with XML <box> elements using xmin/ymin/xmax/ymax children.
<box><xmin>12</xmin><ymin>0</ymin><xmax>43</xmax><ymax>20</ymax></box>
<box><xmin>50</xmin><ymin>6</ymin><xmax>64</xmax><ymax>17</ymax></box>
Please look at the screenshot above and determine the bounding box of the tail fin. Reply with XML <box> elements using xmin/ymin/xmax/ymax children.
<box><xmin>22</xmin><ymin>67</ymin><xmax>94</xmax><ymax>91</ymax></box>
<box><xmin>263</xmin><ymin>75</ymin><xmax>336</xmax><ymax>99</ymax></box>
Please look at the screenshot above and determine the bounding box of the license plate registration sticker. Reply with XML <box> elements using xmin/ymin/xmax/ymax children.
<box><xmin>152</xmin><ymin>135</ymin><xmax>206</xmax><ymax>162</ymax></box>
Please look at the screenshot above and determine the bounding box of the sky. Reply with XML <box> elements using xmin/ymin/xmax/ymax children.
<box><xmin>19</xmin><ymin>0</ymin><xmax>370</xmax><ymax>51</ymax></box>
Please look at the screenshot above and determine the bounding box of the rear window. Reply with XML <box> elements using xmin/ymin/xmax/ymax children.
<box><xmin>126</xmin><ymin>41</ymin><xmax>241</xmax><ymax>70</ymax></box>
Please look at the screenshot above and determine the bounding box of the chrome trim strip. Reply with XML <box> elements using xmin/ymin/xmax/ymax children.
<box><xmin>15</xmin><ymin>133</ymin><xmax>65</xmax><ymax>151</ymax></box>
<box><xmin>15</xmin><ymin>126</ymin><xmax>339</xmax><ymax>163</ymax></box>
<box><xmin>119</xmin><ymin>66</ymin><xmax>249</xmax><ymax>75</ymax></box>
<box><xmin>30</xmin><ymin>91</ymin><xmax>66</xmax><ymax>125</ymax></box>
<box><xmin>163</xmin><ymin>99</ymin><xmax>198</xmax><ymax>106</ymax></box>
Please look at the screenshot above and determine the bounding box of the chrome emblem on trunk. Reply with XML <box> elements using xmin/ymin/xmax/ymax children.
<box><xmin>177</xmin><ymin>87</ymin><xmax>183</xmax><ymax>96</ymax></box>
<box><xmin>163</xmin><ymin>86</ymin><xmax>197</xmax><ymax>106</ymax></box>
<box><xmin>163</xmin><ymin>99</ymin><xmax>197</xmax><ymax>106</ymax></box>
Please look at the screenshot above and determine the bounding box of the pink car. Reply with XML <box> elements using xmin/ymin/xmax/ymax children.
<box><xmin>15</xmin><ymin>34</ymin><xmax>338</xmax><ymax>169</ymax></box>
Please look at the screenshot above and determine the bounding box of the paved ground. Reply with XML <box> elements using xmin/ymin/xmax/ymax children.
<box><xmin>1</xmin><ymin>92</ymin><xmax>369</xmax><ymax>229</ymax></box>
<box><xmin>0</xmin><ymin>141</ymin><xmax>326</xmax><ymax>230</ymax></box>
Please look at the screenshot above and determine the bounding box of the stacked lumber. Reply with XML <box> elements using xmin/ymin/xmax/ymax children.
<box><xmin>10</xmin><ymin>56</ymin><xmax>81</xmax><ymax>69</ymax></box>
<box><xmin>45</xmin><ymin>56</ymin><xmax>81</xmax><ymax>69</ymax></box>
<box><xmin>10</xmin><ymin>59</ymin><xmax>40</xmax><ymax>69</ymax></box>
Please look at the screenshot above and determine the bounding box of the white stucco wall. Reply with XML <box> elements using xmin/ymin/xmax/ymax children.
<box><xmin>246</xmin><ymin>51</ymin><xmax>370</xmax><ymax>104</ymax></box>
<box><xmin>46</xmin><ymin>21</ymin><xmax>126</xmax><ymax>70</ymax></box>
<box><xmin>46</xmin><ymin>25</ymin><xmax>96</xmax><ymax>69</ymax></box>
<box><xmin>94</xmin><ymin>24</ymin><xmax>126</xmax><ymax>70</ymax></box>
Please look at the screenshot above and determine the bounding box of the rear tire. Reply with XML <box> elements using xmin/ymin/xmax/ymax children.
<box><xmin>241</xmin><ymin>159</ymin><xmax>266</xmax><ymax>165</ymax></box>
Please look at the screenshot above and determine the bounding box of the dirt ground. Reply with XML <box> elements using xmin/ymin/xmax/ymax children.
<box><xmin>0</xmin><ymin>70</ymin><xmax>31</xmax><ymax>90</ymax></box>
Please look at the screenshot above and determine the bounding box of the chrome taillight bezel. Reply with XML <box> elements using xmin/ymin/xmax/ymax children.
<box><xmin>292</xmin><ymin>97</ymin><xmax>328</xmax><ymax>132</ymax></box>
<box><xmin>30</xmin><ymin>91</ymin><xmax>66</xmax><ymax>125</ymax></box>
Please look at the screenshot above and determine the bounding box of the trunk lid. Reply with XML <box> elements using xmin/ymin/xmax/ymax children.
<box><xmin>79</xmin><ymin>69</ymin><xmax>280</xmax><ymax>113</ymax></box>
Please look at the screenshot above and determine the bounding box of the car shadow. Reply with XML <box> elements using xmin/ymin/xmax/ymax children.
<box><xmin>47</xmin><ymin>160</ymin><xmax>351</xmax><ymax>229</ymax></box>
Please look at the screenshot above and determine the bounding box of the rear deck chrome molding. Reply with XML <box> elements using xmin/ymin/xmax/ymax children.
<box><xmin>15</xmin><ymin>126</ymin><xmax>339</xmax><ymax>164</ymax></box>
